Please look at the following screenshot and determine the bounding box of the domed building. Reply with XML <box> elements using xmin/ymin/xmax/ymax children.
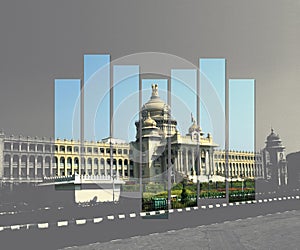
<box><xmin>130</xmin><ymin>84</ymin><xmax>218</xmax><ymax>183</ymax></box>
<box><xmin>262</xmin><ymin>128</ymin><xmax>288</xmax><ymax>186</ymax></box>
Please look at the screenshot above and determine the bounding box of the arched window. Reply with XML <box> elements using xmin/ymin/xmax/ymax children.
<box><xmin>67</xmin><ymin>157</ymin><xmax>72</xmax><ymax>167</ymax></box>
<box><xmin>60</xmin><ymin>157</ymin><xmax>65</xmax><ymax>167</ymax></box>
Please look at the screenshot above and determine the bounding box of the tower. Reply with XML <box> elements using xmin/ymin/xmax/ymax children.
<box><xmin>263</xmin><ymin>128</ymin><xmax>288</xmax><ymax>186</ymax></box>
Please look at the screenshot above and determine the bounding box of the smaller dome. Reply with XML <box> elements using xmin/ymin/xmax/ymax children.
<box><xmin>265</xmin><ymin>128</ymin><xmax>283</xmax><ymax>148</ymax></box>
<box><xmin>267</xmin><ymin>128</ymin><xmax>280</xmax><ymax>141</ymax></box>
<box><xmin>188</xmin><ymin>121</ymin><xmax>202</xmax><ymax>134</ymax></box>
<box><xmin>143</xmin><ymin>112</ymin><xmax>157</xmax><ymax>127</ymax></box>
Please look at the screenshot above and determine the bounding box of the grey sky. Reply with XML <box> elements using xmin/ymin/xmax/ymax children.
<box><xmin>0</xmin><ymin>0</ymin><xmax>299</xmax><ymax>153</ymax></box>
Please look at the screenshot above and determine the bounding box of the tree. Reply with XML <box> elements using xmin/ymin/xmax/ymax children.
<box><xmin>180</xmin><ymin>178</ymin><xmax>189</xmax><ymax>204</ymax></box>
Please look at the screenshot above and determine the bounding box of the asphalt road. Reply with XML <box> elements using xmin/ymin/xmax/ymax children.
<box><xmin>65</xmin><ymin>209</ymin><xmax>300</xmax><ymax>250</ymax></box>
<box><xmin>0</xmin><ymin>196</ymin><xmax>299</xmax><ymax>250</ymax></box>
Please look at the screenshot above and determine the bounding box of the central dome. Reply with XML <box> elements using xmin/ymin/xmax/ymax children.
<box><xmin>141</xmin><ymin>84</ymin><xmax>170</xmax><ymax>119</ymax></box>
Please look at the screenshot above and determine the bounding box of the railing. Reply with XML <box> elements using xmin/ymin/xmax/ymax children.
<box><xmin>42</xmin><ymin>174</ymin><xmax>122</xmax><ymax>183</ymax></box>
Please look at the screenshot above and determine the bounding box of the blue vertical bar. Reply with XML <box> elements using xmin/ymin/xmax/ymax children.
<box><xmin>84</xmin><ymin>54</ymin><xmax>110</xmax><ymax>141</ymax></box>
<box><xmin>171</xmin><ymin>69</ymin><xmax>197</xmax><ymax>134</ymax></box>
<box><xmin>229</xmin><ymin>79</ymin><xmax>255</xmax><ymax>151</ymax></box>
<box><xmin>200</xmin><ymin>59</ymin><xmax>226</xmax><ymax>149</ymax></box>
<box><xmin>54</xmin><ymin>79</ymin><xmax>81</xmax><ymax>140</ymax></box>
<box><xmin>113</xmin><ymin>65</ymin><xmax>139</xmax><ymax>141</ymax></box>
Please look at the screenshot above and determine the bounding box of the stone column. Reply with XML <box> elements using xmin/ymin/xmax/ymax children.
<box><xmin>18</xmin><ymin>155</ymin><xmax>21</xmax><ymax>178</ymax></box>
<box><xmin>98</xmin><ymin>159</ymin><xmax>101</xmax><ymax>176</ymax></box>
<box><xmin>10</xmin><ymin>156</ymin><xmax>13</xmax><ymax>177</ymax></box>
<box><xmin>26</xmin><ymin>156</ymin><xmax>29</xmax><ymax>178</ymax></box>
<box><xmin>104</xmin><ymin>159</ymin><xmax>107</xmax><ymax>176</ymax></box>
<box><xmin>210</xmin><ymin>149</ymin><xmax>214</xmax><ymax>175</ymax></box>
<box><xmin>77</xmin><ymin>158</ymin><xmax>80</xmax><ymax>175</ymax></box>
<box><xmin>185</xmin><ymin>149</ymin><xmax>189</xmax><ymax>175</ymax></box>
<box><xmin>191</xmin><ymin>150</ymin><xmax>195</xmax><ymax>176</ymax></box>
<box><xmin>122</xmin><ymin>160</ymin><xmax>125</xmax><ymax>177</ymax></box>
<box><xmin>50</xmin><ymin>156</ymin><xmax>53</xmax><ymax>176</ymax></box>
<box><xmin>176</xmin><ymin>151</ymin><xmax>180</xmax><ymax>173</ymax></box>
<box><xmin>42</xmin><ymin>157</ymin><xmax>45</xmax><ymax>176</ymax></box>
<box><xmin>34</xmin><ymin>156</ymin><xmax>37</xmax><ymax>177</ymax></box>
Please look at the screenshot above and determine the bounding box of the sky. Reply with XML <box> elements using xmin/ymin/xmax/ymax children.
<box><xmin>229</xmin><ymin>79</ymin><xmax>255</xmax><ymax>152</ymax></box>
<box><xmin>54</xmin><ymin>57</ymin><xmax>254</xmax><ymax>151</ymax></box>
<box><xmin>0</xmin><ymin>0</ymin><xmax>299</xmax><ymax>153</ymax></box>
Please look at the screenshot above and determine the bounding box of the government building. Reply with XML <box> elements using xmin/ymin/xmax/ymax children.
<box><xmin>0</xmin><ymin>84</ymin><xmax>287</xmax><ymax>187</ymax></box>
<box><xmin>130</xmin><ymin>84</ymin><xmax>264</xmax><ymax>184</ymax></box>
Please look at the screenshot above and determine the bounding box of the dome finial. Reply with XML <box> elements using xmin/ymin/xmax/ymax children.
<box><xmin>191</xmin><ymin>112</ymin><xmax>195</xmax><ymax>124</ymax></box>
<box><xmin>151</xmin><ymin>84</ymin><xmax>159</xmax><ymax>97</ymax></box>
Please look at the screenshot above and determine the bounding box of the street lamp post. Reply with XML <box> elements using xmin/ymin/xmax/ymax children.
<box><xmin>196</xmin><ymin>131</ymin><xmax>201</xmax><ymax>207</ymax></box>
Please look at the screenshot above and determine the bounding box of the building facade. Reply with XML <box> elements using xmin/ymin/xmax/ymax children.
<box><xmin>130</xmin><ymin>84</ymin><xmax>264</xmax><ymax>184</ymax></box>
<box><xmin>0</xmin><ymin>130</ymin><xmax>132</xmax><ymax>183</ymax></box>
<box><xmin>213</xmin><ymin>150</ymin><xmax>264</xmax><ymax>179</ymax></box>
<box><xmin>0</xmin><ymin>85</ymin><xmax>284</xmax><ymax>186</ymax></box>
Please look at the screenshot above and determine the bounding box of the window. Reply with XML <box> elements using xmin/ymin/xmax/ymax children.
<box><xmin>45</xmin><ymin>145</ymin><xmax>51</xmax><ymax>152</ymax></box>
<box><xmin>29</xmin><ymin>144</ymin><xmax>35</xmax><ymax>151</ymax></box>
<box><xmin>118</xmin><ymin>149</ymin><xmax>122</xmax><ymax>155</ymax></box>
<box><xmin>4</xmin><ymin>143</ymin><xmax>11</xmax><ymax>150</ymax></box>
<box><xmin>67</xmin><ymin>146</ymin><xmax>72</xmax><ymax>153</ymax></box>
<box><xmin>13</xmin><ymin>143</ymin><xmax>19</xmax><ymax>151</ymax></box>
<box><xmin>37</xmin><ymin>144</ymin><xmax>43</xmax><ymax>152</ymax></box>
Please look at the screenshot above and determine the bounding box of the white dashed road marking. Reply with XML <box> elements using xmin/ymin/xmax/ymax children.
<box><xmin>129</xmin><ymin>213</ymin><xmax>136</xmax><ymax>218</ymax></box>
<box><xmin>11</xmin><ymin>225</ymin><xmax>20</xmax><ymax>230</ymax></box>
<box><xmin>38</xmin><ymin>223</ymin><xmax>49</xmax><ymax>229</ymax></box>
<box><xmin>118</xmin><ymin>214</ymin><xmax>126</xmax><ymax>219</ymax></box>
<box><xmin>76</xmin><ymin>219</ymin><xmax>87</xmax><ymax>225</ymax></box>
<box><xmin>93</xmin><ymin>217</ymin><xmax>103</xmax><ymax>223</ymax></box>
<box><xmin>57</xmin><ymin>221</ymin><xmax>68</xmax><ymax>227</ymax></box>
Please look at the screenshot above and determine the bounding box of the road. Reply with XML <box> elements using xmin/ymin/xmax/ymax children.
<box><xmin>0</xmin><ymin>194</ymin><xmax>299</xmax><ymax>249</ymax></box>
<box><xmin>65</xmin><ymin>209</ymin><xmax>300</xmax><ymax>250</ymax></box>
